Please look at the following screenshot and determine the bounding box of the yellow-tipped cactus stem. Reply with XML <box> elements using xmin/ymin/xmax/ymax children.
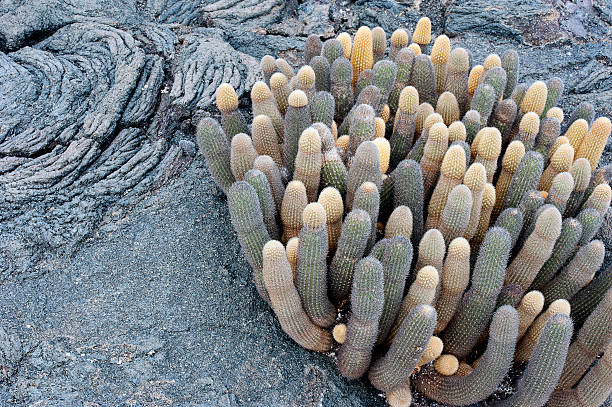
<box><xmin>482</xmin><ymin>53</ymin><xmax>502</xmax><ymax>77</ymax></box>
<box><xmin>520</xmin><ymin>80</ymin><xmax>548</xmax><ymax>116</ymax></box>
<box><xmin>216</xmin><ymin>83</ymin><xmax>249</xmax><ymax>139</ymax></box>
<box><xmin>381</xmin><ymin>104</ymin><xmax>390</xmax><ymax>122</ymax></box>
<box><xmin>275</xmin><ymin>58</ymin><xmax>295</xmax><ymax>79</ymax></box>
<box><xmin>576</xmin><ymin>116</ymin><xmax>611</xmax><ymax>171</ymax></box>
<box><xmin>374</xmin><ymin>117</ymin><xmax>386</xmax><ymax>138</ymax></box>
<box><xmin>539</xmin><ymin>143</ymin><xmax>575</xmax><ymax>191</ymax></box>
<box><xmin>415</xmin><ymin>102</ymin><xmax>435</xmax><ymax>136</ymax></box>
<box><xmin>463</xmin><ymin>163</ymin><xmax>487</xmax><ymax>240</ymax></box>
<box><xmin>436</xmin><ymin>91</ymin><xmax>460</xmax><ymax>126</ymax></box>
<box><xmin>474</xmin><ymin>127</ymin><xmax>502</xmax><ymax>183</ymax></box>
<box><xmin>493</xmin><ymin>140</ymin><xmax>526</xmax><ymax>219</ymax></box>
<box><xmin>426</xmin><ymin>145</ymin><xmax>467</xmax><ymax>230</ymax></box>
<box><xmin>281</xmin><ymin>180</ymin><xmax>308</xmax><ymax>242</ymax></box>
<box><xmin>336</xmin><ymin>134</ymin><xmax>349</xmax><ymax>150</ymax></box>
<box><xmin>467</xmin><ymin>65</ymin><xmax>484</xmax><ymax>103</ymax></box>
<box><xmin>505</xmin><ymin>206</ymin><xmax>562</xmax><ymax>291</ymax></box>
<box><xmin>516</xmin><ymin>290</ymin><xmax>545</xmax><ymax>340</ymax></box>
<box><xmin>351</xmin><ymin>26</ymin><xmax>374</xmax><ymax>86</ymax></box>
<box><xmin>421</xmin><ymin>122</ymin><xmax>449</xmax><ymax>195</ymax></box>
<box><xmin>448</xmin><ymin>121</ymin><xmax>467</xmax><ymax>143</ymax></box>
<box><xmin>415</xmin><ymin>228</ymin><xmax>446</xmax><ymax>274</ymax></box>
<box><xmin>285</xmin><ymin>237</ymin><xmax>299</xmax><ymax>279</ymax></box>
<box><xmin>435</xmin><ymin>354</ymin><xmax>459</xmax><ymax>376</ymax></box>
<box><xmin>337</xmin><ymin>32</ymin><xmax>352</xmax><ymax>59</ymax></box>
<box><xmin>515</xmin><ymin>298</ymin><xmax>570</xmax><ymax>362</ymax></box>
<box><xmin>408</xmin><ymin>42</ymin><xmax>422</xmax><ymax>55</ymax></box>
<box><xmin>260</xmin><ymin>55</ymin><xmax>276</xmax><ymax>84</ymax></box>
<box><xmin>373</xmin><ymin>137</ymin><xmax>391</xmax><ymax>174</ymax></box>
<box><xmin>215</xmin><ymin>83</ymin><xmax>239</xmax><ymax>112</ymax></box>
<box><xmin>434</xmin><ymin>237</ymin><xmax>470</xmax><ymax>333</ymax></box>
<box><xmin>430</xmin><ymin>35</ymin><xmax>450</xmax><ymax>95</ymax></box>
<box><xmin>413</xmin><ymin>17</ymin><xmax>431</xmax><ymax>52</ymax></box>
<box><xmin>372</xmin><ymin>27</ymin><xmax>386</xmax><ymax>63</ymax></box>
<box><xmin>549</xmin><ymin>135</ymin><xmax>570</xmax><ymax>159</ymax></box>
<box><xmin>546</xmin><ymin>106</ymin><xmax>564</xmax><ymax>123</ymax></box>
<box><xmin>563</xmin><ymin>118</ymin><xmax>588</xmax><ymax>151</ymax></box>
<box><xmin>388</xmin><ymin>266</ymin><xmax>439</xmax><ymax>344</ymax></box>
<box><xmin>318</xmin><ymin>187</ymin><xmax>344</xmax><ymax>250</ymax></box>
<box><xmin>418</xmin><ymin>335</ymin><xmax>444</xmax><ymax>367</ymax></box>
<box><xmin>251</xmin><ymin>81</ymin><xmax>284</xmax><ymax>141</ymax></box>
<box><xmin>385</xmin><ymin>206</ymin><xmax>413</xmax><ymax>239</ymax></box>
<box><xmin>230</xmin><ymin>133</ymin><xmax>257</xmax><ymax>181</ymax></box>
<box><xmin>386</xmin><ymin>382</ymin><xmax>412</xmax><ymax>407</ymax></box>
<box><xmin>515</xmin><ymin>111</ymin><xmax>540</xmax><ymax>150</ymax></box>
<box><xmin>263</xmin><ymin>240</ymin><xmax>332</xmax><ymax>352</ymax></box>
<box><xmin>583</xmin><ymin>182</ymin><xmax>612</xmax><ymax>216</ymax></box>
<box><xmin>252</xmin><ymin>115</ymin><xmax>282</xmax><ymax>167</ymax></box>
<box><xmin>296</xmin><ymin>65</ymin><xmax>316</xmax><ymax>102</ymax></box>
<box><xmin>333</xmin><ymin>323</ymin><xmax>347</xmax><ymax>344</ymax></box>
<box><xmin>389</xmin><ymin>29</ymin><xmax>410</xmax><ymax>60</ymax></box>
<box><xmin>472</xmin><ymin>183</ymin><xmax>496</xmax><ymax>246</ymax></box>
<box><xmin>293</xmin><ymin>128</ymin><xmax>322</xmax><ymax>201</ymax></box>
<box><xmin>270</xmin><ymin>72</ymin><xmax>291</xmax><ymax>115</ymax></box>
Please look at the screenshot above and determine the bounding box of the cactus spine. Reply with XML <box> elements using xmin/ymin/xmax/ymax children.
<box><xmin>281</xmin><ymin>180</ymin><xmax>308</xmax><ymax>242</ymax></box>
<box><xmin>346</xmin><ymin>141</ymin><xmax>382</xmax><ymax>210</ymax></box>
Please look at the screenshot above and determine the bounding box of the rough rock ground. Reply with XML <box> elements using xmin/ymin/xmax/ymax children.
<box><xmin>0</xmin><ymin>0</ymin><xmax>611</xmax><ymax>405</ymax></box>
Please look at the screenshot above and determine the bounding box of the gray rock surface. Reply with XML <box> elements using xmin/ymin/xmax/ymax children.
<box><xmin>0</xmin><ymin>0</ymin><xmax>611</xmax><ymax>405</ymax></box>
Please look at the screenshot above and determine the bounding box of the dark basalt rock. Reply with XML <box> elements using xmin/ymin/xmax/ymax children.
<box><xmin>0</xmin><ymin>0</ymin><xmax>610</xmax><ymax>405</ymax></box>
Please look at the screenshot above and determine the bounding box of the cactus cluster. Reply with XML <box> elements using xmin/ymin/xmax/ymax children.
<box><xmin>198</xmin><ymin>19</ymin><xmax>612</xmax><ymax>407</ymax></box>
